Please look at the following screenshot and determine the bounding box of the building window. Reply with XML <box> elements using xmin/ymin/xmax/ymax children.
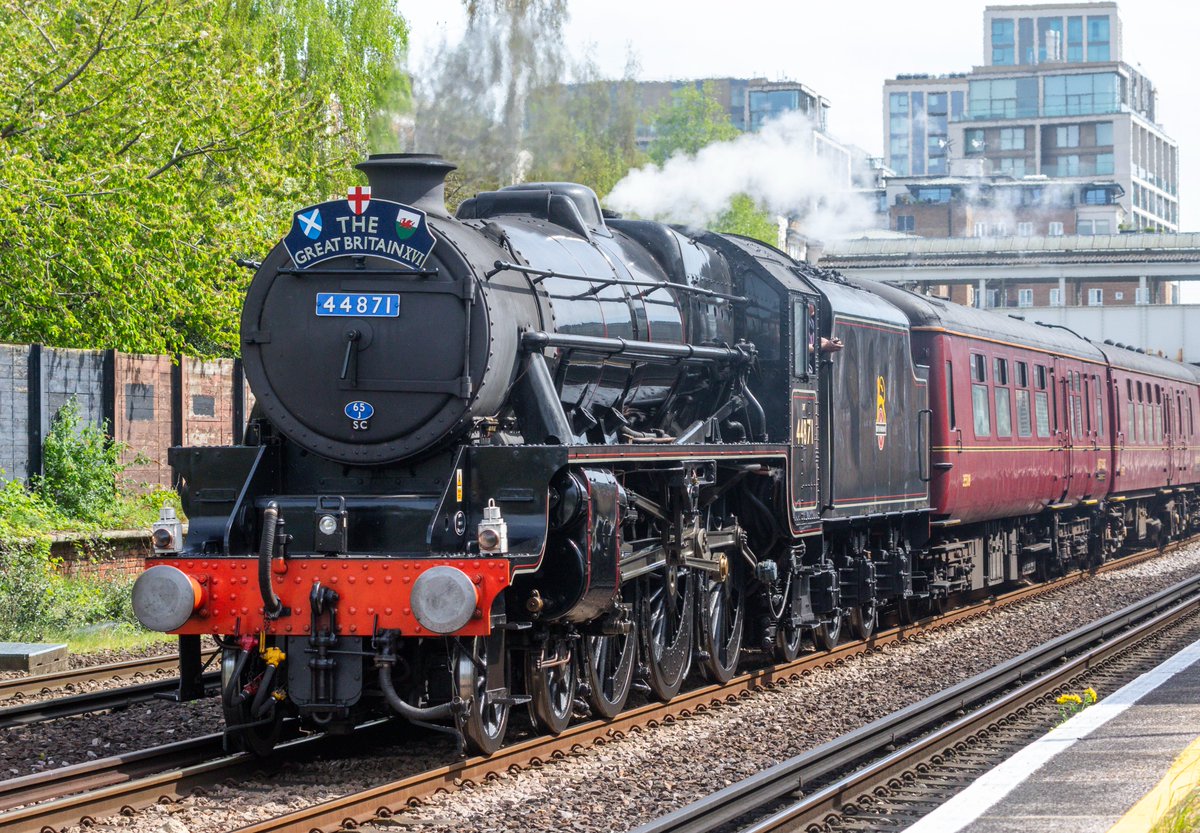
<box><xmin>1114</xmin><ymin>291</ymin><xmax>1124</xmax><ymax>300</ymax></box>
<box><xmin>996</xmin><ymin>157</ymin><xmax>1028</xmax><ymax>176</ymax></box>
<box><xmin>992</xmin><ymin>17</ymin><xmax>1016</xmax><ymax>65</ymax></box>
<box><xmin>1000</xmin><ymin>127</ymin><xmax>1026</xmax><ymax>150</ymax></box>
<box><xmin>968</xmin><ymin>77</ymin><xmax>1039</xmax><ymax>119</ymax></box>
<box><xmin>1018</xmin><ymin>289</ymin><xmax>1033</xmax><ymax>307</ymax></box>
<box><xmin>1019</xmin><ymin>16</ymin><xmax>1035</xmax><ymax>65</ymax></box>
<box><xmin>992</xmin><ymin>223</ymin><xmax>1008</xmax><ymax>237</ymax></box>
<box><xmin>1094</xmin><ymin>219</ymin><xmax>1110</xmax><ymax>234</ymax></box>
<box><xmin>916</xmin><ymin>187</ymin><xmax>953</xmax><ymax>203</ymax></box>
<box><xmin>1049</xmin><ymin>287</ymin><xmax>1064</xmax><ymax>306</ymax></box>
<box><xmin>1136</xmin><ymin>286</ymin><xmax>1150</xmax><ymax>305</ymax></box>
<box><xmin>975</xmin><ymin>222</ymin><xmax>988</xmax><ymax>237</ymax></box>
<box><xmin>1087</xmin><ymin>15</ymin><xmax>1111</xmax><ymax>61</ymax></box>
<box><xmin>965</xmin><ymin>129</ymin><xmax>986</xmax><ymax>154</ymax></box>
<box><xmin>1048</xmin><ymin>221</ymin><xmax>1064</xmax><ymax>236</ymax></box>
<box><xmin>986</xmin><ymin>288</ymin><xmax>1003</xmax><ymax>308</ymax></box>
<box><xmin>1038</xmin><ymin>16</ymin><xmax>1064</xmax><ymax>63</ymax></box>
<box><xmin>1055</xmin><ymin>125</ymin><xmax>1080</xmax><ymax>148</ymax></box>
<box><xmin>1083</xmin><ymin>187</ymin><xmax>1113</xmax><ymax>205</ymax></box>
<box><xmin>1096</xmin><ymin>122</ymin><xmax>1113</xmax><ymax>145</ymax></box>
<box><xmin>1096</xmin><ymin>153</ymin><xmax>1114</xmax><ymax>175</ymax></box>
<box><xmin>1043</xmin><ymin>73</ymin><xmax>1119</xmax><ymax>117</ymax></box>
<box><xmin>1016</xmin><ymin>222</ymin><xmax>1033</xmax><ymax>236</ymax></box>
<box><xmin>1078</xmin><ymin>219</ymin><xmax>1093</xmax><ymax>235</ymax></box>
<box><xmin>896</xmin><ymin>214</ymin><xmax>915</xmax><ymax>232</ymax></box>
<box><xmin>1067</xmin><ymin>16</ymin><xmax>1083</xmax><ymax>62</ymax></box>
<box><xmin>1088</xmin><ymin>288</ymin><xmax>1103</xmax><ymax>306</ymax></box>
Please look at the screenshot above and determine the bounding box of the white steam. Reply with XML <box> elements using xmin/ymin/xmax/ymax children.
<box><xmin>606</xmin><ymin>111</ymin><xmax>878</xmax><ymax>241</ymax></box>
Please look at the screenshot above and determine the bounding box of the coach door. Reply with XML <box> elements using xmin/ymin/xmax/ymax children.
<box><xmin>1052</xmin><ymin>361</ymin><xmax>1073</xmax><ymax>501</ymax></box>
<box><xmin>789</xmin><ymin>295</ymin><xmax>821</xmax><ymax>523</ymax></box>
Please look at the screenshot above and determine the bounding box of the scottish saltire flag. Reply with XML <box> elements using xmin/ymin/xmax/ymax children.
<box><xmin>298</xmin><ymin>208</ymin><xmax>323</xmax><ymax>240</ymax></box>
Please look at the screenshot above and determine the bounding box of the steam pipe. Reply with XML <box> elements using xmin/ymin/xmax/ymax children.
<box><xmin>258</xmin><ymin>502</ymin><xmax>283</xmax><ymax>619</ymax></box>
<box><xmin>222</xmin><ymin>649</ymin><xmax>252</xmax><ymax>708</ymax></box>
<box><xmin>377</xmin><ymin>665</ymin><xmax>457</xmax><ymax>721</ymax></box>
<box><xmin>251</xmin><ymin>664</ymin><xmax>278</xmax><ymax>718</ymax></box>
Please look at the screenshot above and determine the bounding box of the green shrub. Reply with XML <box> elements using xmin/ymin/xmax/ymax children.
<box><xmin>38</xmin><ymin>398</ymin><xmax>128</xmax><ymax>525</ymax></box>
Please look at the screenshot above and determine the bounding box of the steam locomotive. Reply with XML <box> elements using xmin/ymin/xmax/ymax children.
<box><xmin>133</xmin><ymin>153</ymin><xmax>1200</xmax><ymax>755</ymax></box>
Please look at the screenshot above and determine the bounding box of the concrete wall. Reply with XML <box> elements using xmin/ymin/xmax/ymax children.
<box><xmin>0</xmin><ymin>345</ymin><xmax>30</xmax><ymax>481</ymax></box>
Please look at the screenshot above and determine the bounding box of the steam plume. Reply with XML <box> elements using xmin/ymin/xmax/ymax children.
<box><xmin>606</xmin><ymin>111</ymin><xmax>878</xmax><ymax>241</ymax></box>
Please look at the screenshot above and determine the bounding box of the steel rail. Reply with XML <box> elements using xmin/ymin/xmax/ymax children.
<box><xmin>0</xmin><ymin>654</ymin><xmax>186</xmax><ymax>700</ymax></box>
<box><xmin>0</xmin><ymin>734</ymin><xmax>223</xmax><ymax>812</ymax></box>
<box><xmin>0</xmin><ymin>672</ymin><xmax>220</xmax><ymax>729</ymax></box>
<box><xmin>0</xmin><ymin>539</ymin><xmax>1183</xmax><ymax>833</ymax></box>
<box><xmin>635</xmin><ymin>573</ymin><xmax>1200</xmax><ymax>833</ymax></box>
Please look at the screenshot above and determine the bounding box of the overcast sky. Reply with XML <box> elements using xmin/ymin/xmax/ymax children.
<box><xmin>401</xmin><ymin>0</ymin><xmax>1199</xmax><ymax>229</ymax></box>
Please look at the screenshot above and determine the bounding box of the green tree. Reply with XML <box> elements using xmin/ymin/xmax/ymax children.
<box><xmin>0</xmin><ymin>0</ymin><xmax>409</xmax><ymax>355</ymax></box>
<box><xmin>416</xmin><ymin>0</ymin><xmax>568</xmax><ymax>206</ymax></box>
<box><xmin>524</xmin><ymin>56</ymin><xmax>646</xmax><ymax>198</ymax></box>
<box><xmin>647</xmin><ymin>83</ymin><xmax>739</xmax><ymax>165</ymax></box>
<box><xmin>646</xmin><ymin>83</ymin><xmax>778</xmax><ymax>246</ymax></box>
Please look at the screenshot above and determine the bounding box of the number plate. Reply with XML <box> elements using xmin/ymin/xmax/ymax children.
<box><xmin>315</xmin><ymin>293</ymin><xmax>400</xmax><ymax>317</ymax></box>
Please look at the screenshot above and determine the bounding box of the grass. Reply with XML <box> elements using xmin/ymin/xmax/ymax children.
<box><xmin>1152</xmin><ymin>787</ymin><xmax>1200</xmax><ymax>832</ymax></box>
<box><xmin>42</xmin><ymin>625</ymin><xmax>175</xmax><ymax>654</ymax></box>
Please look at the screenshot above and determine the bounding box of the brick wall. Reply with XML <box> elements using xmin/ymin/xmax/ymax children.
<box><xmin>51</xmin><ymin>532</ymin><xmax>152</xmax><ymax>580</ymax></box>
<box><xmin>115</xmin><ymin>353</ymin><xmax>173</xmax><ymax>488</ymax></box>
<box><xmin>0</xmin><ymin>344</ymin><xmax>247</xmax><ymax>491</ymax></box>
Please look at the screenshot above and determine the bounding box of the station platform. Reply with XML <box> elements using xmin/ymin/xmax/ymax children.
<box><xmin>906</xmin><ymin>637</ymin><xmax>1200</xmax><ymax>833</ymax></box>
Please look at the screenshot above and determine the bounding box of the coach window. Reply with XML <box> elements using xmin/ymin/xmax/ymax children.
<box><xmin>1083</xmin><ymin>375</ymin><xmax>1092</xmax><ymax>433</ymax></box>
<box><xmin>971</xmin><ymin>353</ymin><xmax>991</xmax><ymax>437</ymax></box>
<box><xmin>1034</xmin><ymin>365</ymin><xmax>1051</xmax><ymax>437</ymax></box>
<box><xmin>994</xmin><ymin>358</ymin><xmax>1012</xmax><ymax>438</ymax></box>
<box><xmin>1094</xmin><ymin>375</ymin><xmax>1103</xmax><ymax>435</ymax></box>
<box><xmin>1015</xmin><ymin>361</ymin><xmax>1032</xmax><ymax>437</ymax></box>
<box><xmin>1189</xmin><ymin>397</ymin><xmax>1195</xmax><ymax>437</ymax></box>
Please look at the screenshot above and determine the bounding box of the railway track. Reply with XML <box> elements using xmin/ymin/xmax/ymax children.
<box><xmin>634</xmin><ymin>572</ymin><xmax>1200</xmax><ymax>833</ymax></box>
<box><xmin>0</xmin><ymin>670</ymin><xmax>220</xmax><ymax>729</ymax></box>
<box><xmin>0</xmin><ymin>653</ymin><xmax>187</xmax><ymax>700</ymax></box>
<box><xmin>0</xmin><ymin>540</ymin><xmax>1185</xmax><ymax>833</ymax></box>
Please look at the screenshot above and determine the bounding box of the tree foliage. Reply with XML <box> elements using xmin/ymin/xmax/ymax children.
<box><xmin>646</xmin><ymin>83</ymin><xmax>778</xmax><ymax>246</ymax></box>
<box><xmin>415</xmin><ymin>0</ymin><xmax>568</xmax><ymax>206</ymax></box>
<box><xmin>0</xmin><ymin>0</ymin><xmax>409</xmax><ymax>354</ymax></box>
<box><xmin>647</xmin><ymin>83</ymin><xmax>739</xmax><ymax>166</ymax></box>
<box><xmin>524</xmin><ymin>57</ymin><xmax>645</xmax><ymax>199</ymax></box>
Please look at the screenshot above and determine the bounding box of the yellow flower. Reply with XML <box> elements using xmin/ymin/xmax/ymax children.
<box><xmin>1056</xmin><ymin>693</ymin><xmax>1083</xmax><ymax>706</ymax></box>
<box><xmin>1084</xmin><ymin>687</ymin><xmax>1098</xmax><ymax>703</ymax></box>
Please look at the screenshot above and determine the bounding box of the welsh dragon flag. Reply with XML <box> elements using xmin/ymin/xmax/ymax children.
<box><xmin>396</xmin><ymin>207</ymin><xmax>422</xmax><ymax>240</ymax></box>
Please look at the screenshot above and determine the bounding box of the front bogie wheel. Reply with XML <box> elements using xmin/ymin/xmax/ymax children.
<box><xmin>456</xmin><ymin>633</ymin><xmax>510</xmax><ymax>756</ymax></box>
<box><xmin>220</xmin><ymin>644</ymin><xmax>284</xmax><ymax>756</ymax></box>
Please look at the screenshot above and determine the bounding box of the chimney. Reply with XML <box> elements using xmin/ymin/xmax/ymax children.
<box><xmin>355</xmin><ymin>153</ymin><xmax>456</xmax><ymax>219</ymax></box>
